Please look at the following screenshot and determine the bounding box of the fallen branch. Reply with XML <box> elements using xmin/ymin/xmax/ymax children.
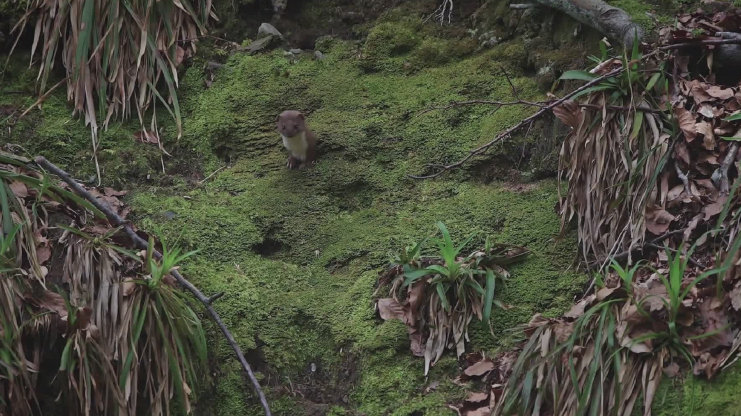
<box><xmin>33</xmin><ymin>156</ymin><xmax>272</xmax><ymax>416</ymax></box>
<box><xmin>717</xmin><ymin>143</ymin><xmax>739</xmax><ymax>195</ymax></box>
<box><xmin>409</xmin><ymin>66</ymin><xmax>624</xmax><ymax>179</ymax></box>
<box><xmin>659</xmin><ymin>38</ymin><xmax>741</xmax><ymax>51</ymax></box>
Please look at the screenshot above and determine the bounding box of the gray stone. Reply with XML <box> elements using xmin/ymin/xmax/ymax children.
<box><xmin>314</xmin><ymin>50</ymin><xmax>325</xmax><ymax>60</ymax></box>
<box><xmin>246</xmin><ymin>35</ymin><xmax>274</xmax><ymax>54</ymax></box>
<box><xmin>257</xmin><ymin>22</ymin><xmax>283</xmax><ymax>39</ymax></box>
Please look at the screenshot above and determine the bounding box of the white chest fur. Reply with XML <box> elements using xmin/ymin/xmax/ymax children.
<box><xmin>281</xmin><ymin>131</ymin><xmax>308</xmax><ymax>160</ymax></box>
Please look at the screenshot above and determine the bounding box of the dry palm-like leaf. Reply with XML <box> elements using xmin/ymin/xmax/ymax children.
<box><xmin>11</xmin><ymin>0</ymin><xmax>216</xmax><ymax>181</ymax></box>
<box><xmin>490</xmin><ymin>296</ymin><xmax>666</xmax><ymax>416</ymax></box>
<box><xmin>558</xmin><ymin>60</ymin><xmax>671</xmax><ymax>264</ymax></box>
<box><xmin>0</xmin><ymin>152</ymin><xmax>206</xmax><ymax>415</ymax></box>
<box><xmin>0</xmin><ymin>277</ymin><xmax>37</xmax><ymax>416</ymax></box>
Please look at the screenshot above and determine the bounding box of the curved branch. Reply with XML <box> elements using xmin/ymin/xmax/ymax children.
<box><xmin>409</xmin><ymin>66</ymin><xmax>624</xmax><ymax>179</ymax></box>
<box><xmin>33</xmin><ymin>157</ymin><xmax>273</xmax><ymax>416</ymax></box>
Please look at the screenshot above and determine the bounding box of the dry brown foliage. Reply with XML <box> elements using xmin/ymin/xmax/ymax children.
<box><xmin>10</xmin><ymin>0</ymin><xmax>216</xmax><ymax>181</ymax></box>
<box><xmin>0</xmin><ymin>152</ymin><xmax>205</xmax><ymax>415</ymax></box>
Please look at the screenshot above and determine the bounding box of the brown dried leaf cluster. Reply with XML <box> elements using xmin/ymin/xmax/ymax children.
<box><xmin>0</xmin><ymin>153</ymin><xmax>202</xmax><ymax>415</ymax></box>
<box><xmin>11</xmin><ymin>0</ymin><xmax>216</xmax><ymax>158</ymax></box>
<box><xmin>457</xmin><ymin>8</ymin><xmax>741</xmax><ymax>415</ymax></box>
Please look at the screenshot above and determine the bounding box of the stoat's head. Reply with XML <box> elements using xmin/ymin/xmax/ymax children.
<box><xmin>276</xmin><ymin>110</ymin><xmax>306</xmax><ymax>137</ymax></box>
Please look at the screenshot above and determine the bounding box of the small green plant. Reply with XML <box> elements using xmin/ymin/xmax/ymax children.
<box><xmin>633</xmin><ymin>239</ymin><xmax>732</xmax><ymax>363</ymax></box>
<box><xmin>119</xmin><ymin>237</ymin><xmax>205</xmax><ymax>414</ymax></box>
<box><xmin>378</xmin><ymin>222</ymin><xmax>529</xmax><ymax>374</ymax></box>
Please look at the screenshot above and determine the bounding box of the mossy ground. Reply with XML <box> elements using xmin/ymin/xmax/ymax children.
<box><xmin>2</xmin><ymin>2</ymin><xmax>738</xmax><ymax>415</ymax></box>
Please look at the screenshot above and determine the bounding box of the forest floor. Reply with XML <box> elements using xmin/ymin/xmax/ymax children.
<box><xmin>2</xmin><ymin>0</ymin><xmax>741</xmax><ymax>414</ymax></box>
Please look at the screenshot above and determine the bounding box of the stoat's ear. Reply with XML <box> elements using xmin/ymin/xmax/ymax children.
<box><xmin>297</xmin><ymin>113</ymin><xmax>305</xmax><ymax>120</ymax></box>
<box><xmin>275</xmin><ymin>114</ymin><xmax>281</xmax><ymax>122</ymax></box>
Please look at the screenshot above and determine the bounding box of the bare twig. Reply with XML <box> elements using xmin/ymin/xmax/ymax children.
<box><xmin>18</xmin><ymin>77</ymin><xmax>68</xmax><ymax>119</ymax></box>
<box><xmin>646</xmin><ymin>243</ymin><xmax>702</xmax><ymax>268</ymax></box>
<box><xmin>418</xmin><ymin>99</ymin><xmax>662</xmax><ymax>117</ymax></box>
<box><xmin>675</xmin><ymin>163</ymin><xmax>691</xmax><ymax>195</ymax></box>
<box><xmin>198</xmin><ymin>165</ymin><xmax>226</xmax><ymax>185</ymax></box>
<box><xmin>207</xmin><ymin>292</ymin><xmax>225</xmax><ymax>304</ymax></box>
<box><xmin>409</xmin><ymin>67</ymin><xmax>625</xmax><ymax>179</ymax></box>
<box><xmin>32</xmin><ymin>156</ymin><xmax>272</xmax><ymax>416</ymax></box>
<box><xmin>659</xmin><ymin>38</ymin><xmax>741</xmax><ymax>50</ymax></box>
<box><xmin>717</xmin><ymin>143</ymin><xmax>739</xmax><ymax>195</ymax></box>
<box><xmin>425</xmin><ymin>0</ymin><xmax>454</xmax><ymax>24</ymax></box>
<box><xmin>501</xmin><ymin>66</ymin><xmax>520</xmax><ymax>100</ymax></box>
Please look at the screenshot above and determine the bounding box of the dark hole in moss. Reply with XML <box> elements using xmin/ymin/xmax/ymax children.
<box><xmin>251</xmin><ymin>237</ymin><xmax>287</xmax><ymax>257</ymax></box>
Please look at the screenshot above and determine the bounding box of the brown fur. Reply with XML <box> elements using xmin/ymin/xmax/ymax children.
<box><xmin>276</xmin><ymin>110</ymin><xmax>317</xmax><ymax>169</ymax></box>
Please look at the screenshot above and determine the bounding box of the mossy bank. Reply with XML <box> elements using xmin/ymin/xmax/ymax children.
<box><xmin>2</xmin><ymin>0</ymin><xmax>739</xmax><ymax>414</ymax></box>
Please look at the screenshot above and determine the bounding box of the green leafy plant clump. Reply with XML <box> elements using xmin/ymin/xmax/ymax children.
<box><xmin>377</xmin><ymin>221</ymin><xmax>530</xmax><ymax>375</ymax></box>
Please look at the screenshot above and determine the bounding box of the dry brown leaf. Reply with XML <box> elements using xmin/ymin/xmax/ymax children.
<box><xmin>465</xmin><ymin>407</ymin><xmax>491</xmax><ymax>416</ymax></box>
<box><xmin>696</xmin><ymin>121</ymin><xmax>716</xmax><ymax>150</ymax></box>
<box><xmin>36</xmin><ymin>245</ymin><xmax>51</xmax><ymax>264</ymax></box>
<box><xmin>122</xmin><ymin>277</ymin><xmax>137</xmax><ymax>296</ymax></box>
<box><xmin>674</xmin><ymin>107</ymin><xmax>697</xmax><ymax>142</ymax></box>
<box><xmin>463</xmin><ymin>359</ymin><xmax>495</xmax><ymax>377</ymax></box>
<box><xmin>103</xmin><ymin>187</ymin><xmax>127</xmax><ymax>197</ymax></box>
<box><xmin>675</xmin><ymin>140</ymin><xmax>691</xmax><ymax>166</ymax></box>
<box><xmin>645</xmin><ymin>206</ymin><xmax>676</xmax><ymax>235</ymax></box>
<box><xmin>697</xmin><ymin>103</ymin><xmax>715</xmax><ymax>118</ymax></box>
<box><xmin>663</xmin><ymin>362</ymin><xmax>680</xmax><ymax>378</ymax></box>
<box><xmin>729</xmin><ymin>283</ymin><xmax>741</xmax><ymax>311</ymax></box>
<box><xmin>9</xmin><ymin>181</ymin><xmax>29</xmax><ymax>198</ymax></box>
<box><xmin>378</xmin><ymin>298</ymin><xmax>405</xmax><ymax>321</ymax></box>
<box><xmin>464</xmin><ymin>392</ymin><xmax>489</xmax><ymax>405</ymax></box>
<box><xmin>564</xmin><ymin>294</ymin><xmax>596</xmax><ymax>319</ymax></box>
<box><xmin>176</xmin><ymin>46</ymin><xmax>186</xmax><ymax>66</ymax></box>
<box><xmin>134</xmin><ymin>130</ymin><xmax>160</xmax><ymax>144</ymax></box>
<box><xmin>34</xmin><ymin>290</ymin><xmax>68</xmax><ymax>318</ymax></box>
<box><xmin>706</xmin><ymin>85</ymin><xmax>735</xmax><ymax>100</ymax></box>
<box><xmin>552</xmin><ymin>100</ymin><xmax>582</xmax><ymax>130</ymax></box>
<box><xmin>704</xmin><ymin>196</ymin><xmax>727</xmax><ymax>220</ymax></box>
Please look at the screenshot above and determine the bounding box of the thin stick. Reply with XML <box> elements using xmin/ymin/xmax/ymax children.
<box><xmin>409</xmin><ymin>67</ymin><xmax>625</xmax><ymax>179</ymax></box>
<box><xmin>659</xmin><ymin>38</ymin><xmax>741</xmax><ymax>50</ymax></box>
<box><xmin>718</xmin><ymin>143</ymin><xmax>738</xmax><ymax>195</ymax></box>
<box><xmin>33</xmin><ymin>156</ymin><xmax>272</xmax><ymax>416</ymax></box>
<box><xmin>198</xmin><ymin>165</ymin><xmax>226</xmax><ymax>185</ymax></box>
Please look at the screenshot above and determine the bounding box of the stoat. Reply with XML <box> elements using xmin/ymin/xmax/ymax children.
<box><xmin>276</xmin><ymin>110</ymin><xmax>317</xmax><ymax>169</ymax></box>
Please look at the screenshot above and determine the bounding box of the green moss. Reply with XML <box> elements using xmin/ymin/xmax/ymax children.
<box><xmin>653</xmin><ymin>364</ymin><xmax>741</xmax><ymax>416</ymax></box>
<box><xmin>0</xmin><ymin>54</ymin><xmax>188</xmax><ymax>187</ymax></box>
<box><xmin>359</xmin><ymin>20</ymin><xmax>422</xmax><ymax>72</ymax></box>
<box><xmin>607</xmin><ymin>0</ymin><xmax>655</xmax><ymax>29</ymax></box>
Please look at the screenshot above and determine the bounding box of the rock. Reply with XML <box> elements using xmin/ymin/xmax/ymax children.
<box><xmin>246</xmin><ymin>35</ymin><xmax>275</xmax><ymax>54</ymax></box>
<box><xmin>314</xmin><ymin>50</ymin><xmax>325</xmax><ymax>60</ymax></box>
<box><xmin>257</xmin><ymin>23</ymin><xmax>283</xmax><ymax>40</ymax></box>
<box><xmin>289</xmin><ymin>48</ymin><xmax>303</xmax><ymax>54</ymax></box>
